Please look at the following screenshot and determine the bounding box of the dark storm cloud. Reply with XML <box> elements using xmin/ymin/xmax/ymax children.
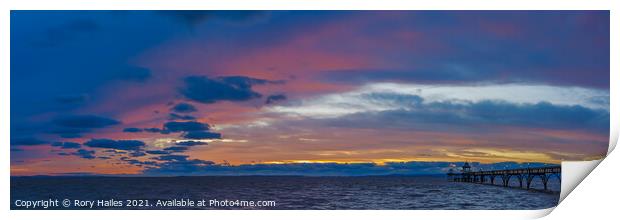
<box><xmin>175</xmin><ymin>141</ymin><xmax>208</xmax><ymax>146</ymax></box>
<box><xmin>72</xmin><ymin>149</ymin><xmax>96</xmax><ymax>159</ymax></box>
<box><xmin>102</xmin><ymin>149</ymin><xmax>126</xmax><ymax>156</ymax></box>
<box><xmin>146</xmin><ymin>150</ymin><xmax>171</xmax><ymax>155</ymax></box>
<box><xmin>182</xmin><ymin>131</ymin><xmax>222</xmax><ymax>140</ymax></box>
<box><xmin>129</xmin><ymin>151</ymin><xmax>147</xmax><ymax>157</ymax></box>
<box><xmin>11</xmin><ymin>11</ymin><xmax>180</xmax><ymax>137</ymax></box>
<box><xmin>51</xmin><ymin>141</ymin><xmax>81</xmax><ymax>149</ymax></box>
<box><xmin>123</xmin><ymin>127</ymin><xmax>143</xmax><ymax>133</ymax></box>
<box><xmin>145</xmin><ymin>157</ymin><xmax>215</xmax><ymax>174</ymax></box>
<box><xmin>218</xmin><ymin>75</ymin><xmax>284</xmax><ymax>87</ymax></box>
<box><xmin>120</xmin><ymin>157</ymin><xmax>158</xmax><ymax>167</ymax></box>
<box><xmin>154</xmin><ymin>155</ymin><xmax>190</xmax><ymax>162</ymax></box>
<box><xmin>83</xmin><ymin>139</ymin><xmax>145</xmax><ymax>151</ymax></box>
<box><xmin>170</xmin><ymin>102</ymin><xmax>197</xmax><ymax>113</ymax></box>
<box><xmin>309</xmin><ymin>12</ymin><xmax>610</xmax><ymax>89</ymax></box>
<box><xmin>326</xmin><ymin>94</ymin><xmax>609</xmax><ymax>134</ymax></box>
<box><xmin>52</xmin><ymin>115</ymin><xmax>120</xmax><ymax>129</ymax></box>
<box><xmin>179</xmin><ymin>75</ymin><xmax>283</xmax><ymax>104</ymax></box>
<box><xmin>11</xmin><ymin>11</ymin><xmax>208</xmax><ymax>166</ymax></box>
<box><xmin>168</xmin><ymin>113</ymin><xmax>196</xmax><ymax>121</ymax></box>
<box><xmin>265</xmin><ymin>94</ymin><xmax>287</xmax><ymax>105</ymax></box>
<box><xmin>143</xmin><ymin>128</ymin><xmax>165</xmax><ymax>133</ymax></box>
<box><xmin>120</xmin><ymin>157</ymin><xmax>141</xmax><ymax>165</ymax></box>
<box><xmin>11</xmin><ymin>137</ymin><xmax>48</xmax><ymax>146</ymax></box>
<box><xmin>460</xmin><ymin>100</ymin><xmax>607</xmax><ymax>130</ymax></box>
<box><xmin>163</xmin><ymin>146</ymin><xmax>189</xmax><ymax>153</ymax></box>
<box><xmin>321</xmin><ymin>69</ymin><xmax>489</xmax><ymax>85</ymax></box>
<box><xmin>163</xmin><ymin>121</ymin><xmax>210</xmax><ymax>132</ymax></box>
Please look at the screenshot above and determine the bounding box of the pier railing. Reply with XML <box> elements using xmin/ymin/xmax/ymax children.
<box><xmin>447</xmin><ymin>166</ymin><xmax>561</xmax><ymax>191</ymax></box>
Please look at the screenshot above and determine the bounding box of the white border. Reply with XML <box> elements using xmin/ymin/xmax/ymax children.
<box><xmin>546</xmin><ymin>143</ymin><xmax>620</xmax><ymax>220</ymax></box>
<box><xmin>0</xmin><ymin>0</ymin><xmax>616</xmax><ymax>10</ymax></box>
<box><xmin>609</xmin><ymin>6</ymin><xmax>619</xmax><ymax>154</ymax></box>
<box><xmin>2</xmin><ymin>0</ymin><xmax>617</xmax><ymax>219</ymax></box>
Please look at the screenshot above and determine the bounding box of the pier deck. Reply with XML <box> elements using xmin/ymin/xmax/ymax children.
<box><xmin>447</xmin><ymin>165</ymin><xmax>561</xmax><ymax>191</ymax></box>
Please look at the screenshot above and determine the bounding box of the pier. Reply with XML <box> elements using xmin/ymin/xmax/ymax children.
<box><xmin>447</xmin><ymin>162</ymin><xmax>561</xmax><ymax>191</ymax></box>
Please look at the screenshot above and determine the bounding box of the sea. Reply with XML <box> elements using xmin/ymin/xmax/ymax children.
<box><xmin>11</xmin><ymin>175</ymin><xmax>560</xmax><ymax>210</ymax></box>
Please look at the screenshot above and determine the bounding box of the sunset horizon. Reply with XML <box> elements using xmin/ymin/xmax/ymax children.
<box><xmin>11</xmin><ymin>11</ymin><xmax>609</xmax><ymax>177</ymax></box>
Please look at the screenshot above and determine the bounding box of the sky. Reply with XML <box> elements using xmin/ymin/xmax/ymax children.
<box><xmin>10</xmin><ymin>11</ymin><xmax>610</xmax><ymax>176</ymax></box>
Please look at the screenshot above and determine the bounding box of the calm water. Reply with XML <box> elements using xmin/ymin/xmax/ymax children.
<box><xmin>11</xmin><ymin>176</ymin><xmax>559</xmax><ymax>210</ymax></box>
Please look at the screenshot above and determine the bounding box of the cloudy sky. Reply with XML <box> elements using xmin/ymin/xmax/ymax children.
<box><xmin>10</xmin><ymin>11</ymin><xmax>609</xmax><ymax>176</ymax></box>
